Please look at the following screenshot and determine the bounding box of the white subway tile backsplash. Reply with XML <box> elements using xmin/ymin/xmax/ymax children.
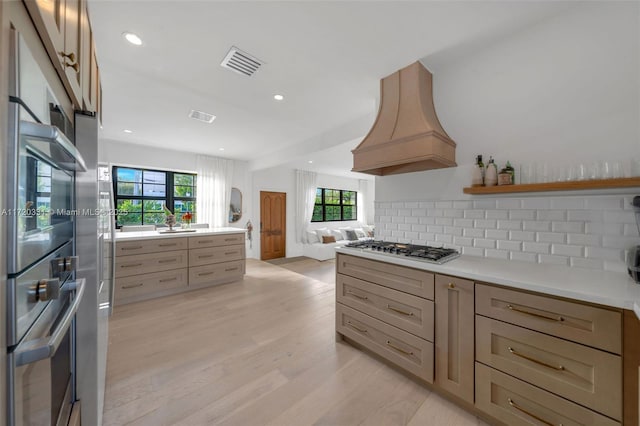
<box><xmin>496</xmin><ymin>199</ymin><xmax>521</xmax><ymax>209</ymax></box>
<box><xmin>464</xmin><ymin>210</ymin><xmax>485</xmax><ymax>219</ymax></box>
<box><xmin>509</xmin><ymin>230</ymin><xmax>535</xmax><ymax>241</ymax></box>
<box><xmin>537</xmin><ymin>232</ymin><xmax>566</xmax><ymax>244</ymax></box>
<box><xmin>509</xmin><ymin>210</ymin><xmax>536</xmax><ymax>220</ymax></box>
<box><xmin>536</xmin><ymin>210</ymin><xmax>566</xmax><ymax>221</ymax></box>
<box><xmin>474</xmin><ymin>238</ymin><xmax>496</xmax><ymax>249</ymax></box>
<box><xmin>497</xmin><ymin>220</ymin><xmax>522</xmax><ymax>230</ymax></box>
<box><xmin>486</xmin><ymin>229</ymin><xmax>508</xmax><ymax>240</ymax></box>
<box><xmin>521</xmin><ymin>198</ymin><xmax>551</xmax><ymax>210</ymax></box>
<box><xmin>375</xmin><ymin>192</ymin><xmax>635</xmax><ymax>272</ymax></box>
<box><xmin>604</xmin><ymin>261</ymin><xmax>627</xmax><ymax>273</ymax></box>
<box><xmin>454</xmin><ymin>218</ymin><xmax>474</xmax><ymax>228</ymax></box>
<box><xmin>486</xmin><ymin>210</ymin><xmax>509</xmax><ymax>220</ymax></box>
<box><xmin>510</xmin><ymin>252</ymin><xmax>537</xmax><ymax>263</ymax></box>
<box><xmin>538</xmin><ymin>254</ymin><xmax>569</xmax><ymax>265</ymax></box>
<box><xmin>522</xmin><ymin>242</ymin><xmax>550</xmax><ymax>254</ymax></box>
<box><xmin>474</xmin><ymin>219</ymin><xmax>497</xmax><ymax>229</ymax></box>
<box><xmin>552</xmin><ymin>221</ymin><xmax>584</xmax><ymax>233</ymax></box>
<box><xmin>523</xmin><ymin>221</ymin><xmax>551</xmax><ymax>232</ymax></box>
<box><xmin>464</xmin><ymin>228</ymin><xmax>485</xmax><ymax>238</ymax></box>
<box><xmin>462</xmin><ymin>246</ymin><xmax>484</xmax><ymax>257</ymax></box>
<box><xmin>486</xmin><ymin>249</ymin><xmax>510</xmax><ymax>260</ymax></box>
<box><xmin>550</xmin><ymin>197</ymin><xmax>585</xmax><ymax>209</ymax></box>
<box><xmin>551</xmin><ymin>244</ymin><xmax>583</xmax><ymax>257</ymax></box>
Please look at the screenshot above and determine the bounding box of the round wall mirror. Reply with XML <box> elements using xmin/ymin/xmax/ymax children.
<box><xmin>229</xmin><ymin>188</ymin><xmax>242</xmax><ymax>223</ymax></box>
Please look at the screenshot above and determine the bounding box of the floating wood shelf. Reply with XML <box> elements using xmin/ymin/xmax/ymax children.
<box><xmin>463</xmin><ymin>177</ymin><xmax>640</xmax><ymax>195</ymax></box>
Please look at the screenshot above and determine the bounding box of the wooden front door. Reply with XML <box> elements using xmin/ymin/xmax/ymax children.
<box><xmin>260</xmin><ymin>191</ymin><xmax>286</xmax><ymax>260</ymax></box>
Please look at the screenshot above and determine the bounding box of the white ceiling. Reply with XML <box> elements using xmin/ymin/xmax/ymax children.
<box><xmin>89</xmin><ymin>1</ymin><xmax>573</xmax><ymax>178</ymax></box>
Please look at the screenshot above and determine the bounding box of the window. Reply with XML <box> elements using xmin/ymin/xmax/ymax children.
<box><xmin>113</xmin><ymin>166</ymin><xmax>197</xmax><ymax>227</ymax></box>
<box><xmin>312</xmin><ymin>188</ymin><xmax>357</xmax><ymax>222</ymax></box>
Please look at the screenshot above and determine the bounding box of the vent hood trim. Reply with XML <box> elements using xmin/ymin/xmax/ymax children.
<box><xmin>352</xmin><ymin>61</ymin><xmax>457</xmax><ymax>176</ymax></box>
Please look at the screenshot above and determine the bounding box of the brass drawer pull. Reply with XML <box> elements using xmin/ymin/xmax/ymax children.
<box><xmin>199</xmin><ymin>272</ymin><xmax>214</xmax><ymax>276</ymax></box>
<box><xmin>508</xmin><ymin>347</ymin><xmax>565</xmax><ymax>371</ymax></box>
<box><xmin>158</xmin><ymin>243</ymin><xmax>177</xmax><ymax>247</ymax></box>
<box><xmin>159</xmin><ymin>277</ymin><xmax>177</xmax><ymax>283</ymax></box>
<box><xmin>224</xmin><ymin>252</ymin><xmax>237</xmax><ymax>255</ymax></box>
<box><xmin>158</xmin><ymin>259</ymin><xmax>177</xmax><ymax>264</ymax></box>
<box><xmin>386</xmin><ymin>340</ymin><xmax>413</xmax><ymax>356</ymax></box>
<box><xmin>448</xmin><ymin>282</ymin><xmax>455</xmax><ymax>289</ymax></box>
<box><xmin>224</xmin><ymin>238</ymin><xmax>237</xmax><ymax>241</ymax></box>
<box><xmin>58</xmin><ymin>51</ymin><xmax>76</xmax><ymax>62</ymax></box>
<box><xmin>507</xmin><ymin>398</ymin><xmax>562</xmax><ymax>426</ymax></box>
<box><xmin>198</xmin><ymin>255</ymin><xmax>214</xmax><ymax>259</ymax></box>
<box><xmin>347</xmin><ymin>290</ymin><xmax>368</xmax><ymax>300</ymax></box>
<box><xmin>346</xmin><ymin>321</ymin><xmax>367</xmax><ymax>333</ymax></box>
<box><xmin>121</xmin><ymin>246</ymin><xmax>143</xmax><ymax>251</ymax></box>
<box><xmin>122</xmin><ymin>283</ymin><xmax>143</xmax><ymax>289</ymax></box>
<box><xmin>64</xmin><ymin>61</ymin><xmax>79</xmax><ymax>73</ymax></box>
<box><xmin>507</xmin><ymin>304</ymin><xmax>564</xmax><ymax>322</ymax></box>
<box><xmin>387</xmin><ymin>304</ymin><xmax>414</xmax><ymax>316</ymax></box>
<box><xmin>225</xmin><ymin>267</ymin><xmax>238</xmax><ymax>272</ymax></box>
<box><xmin>121</xmin><ymin>263</ymin><xmax>142</xmax><ymax>268</ymax></box>
<box><xmin>197</xmin><ymin>240</ymin><xmax>210</xmax><ymax>244</ymax></box>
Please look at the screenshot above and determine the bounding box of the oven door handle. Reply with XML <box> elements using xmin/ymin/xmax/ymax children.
<box><xmin>20</xmin><ymin>120</ymin><xmax>87</xmax><ymax>172</ymax></box>
<box><xmin>14</xmin><ymin>279</ymin><xmax>86</xmax><ymax>366</ymax></box>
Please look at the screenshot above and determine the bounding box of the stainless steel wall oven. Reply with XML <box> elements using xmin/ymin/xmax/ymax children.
<box><xmin>5</xmin><ymin>28</ymin><xmax>87</xmax><ymax>426</ymax></box>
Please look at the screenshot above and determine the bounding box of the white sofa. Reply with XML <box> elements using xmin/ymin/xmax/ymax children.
<box><xmin>302</xmin><ymin>224</ymin><xmax>374</xmax><ymax>261</ymax></box>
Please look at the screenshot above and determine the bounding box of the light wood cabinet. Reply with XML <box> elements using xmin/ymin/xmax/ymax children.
<box><xmin>79</xmin><ymin>0</ymin><xmax>99</xmax><ymax>115</ymax></box>
<box><xmin>435</xmin><ymin>274</ymin><xmax>474</xmax><ymax>404</ymax></box>
<box><xmin>115</xmin><ymin>268</ymin><xmax>188</xmax><ymax>305</ymax></box>
<box><xmin>116</xmin><ymin>237</ymin><xmax>189</xmax><ymax>257</ymax></box>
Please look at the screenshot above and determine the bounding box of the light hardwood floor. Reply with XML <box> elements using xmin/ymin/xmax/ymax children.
<box><xmin>103</xmin><ymin>258</ymin><xmax>490</xmax><ymax>426</ymax></box>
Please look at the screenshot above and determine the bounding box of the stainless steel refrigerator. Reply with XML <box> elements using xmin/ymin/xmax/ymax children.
<box><xmin>75</xmin><ymin>112</ymin><xmax>114</xmax><ymax>426</ymax></box>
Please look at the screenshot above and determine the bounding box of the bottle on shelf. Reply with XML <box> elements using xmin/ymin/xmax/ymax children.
<box><xmin>472</xmin><ymin>155</ymin><xmax>484</xmax><ymax>186</ymax></box>
<box><xmin>485</xmin><ymin>156</ymin><xmax>498</xmax><ymax>187</ymax></box>
<box><xmin>505</xmin><ymin>161</ymin><xmax>515</xmax><ymax>184</ymax></box>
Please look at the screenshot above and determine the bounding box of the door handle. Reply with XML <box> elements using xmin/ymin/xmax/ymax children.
<box><xmin>15</xmin><ymin>279</ymin><xmax>86</xmax><ymax>366</ymax></box>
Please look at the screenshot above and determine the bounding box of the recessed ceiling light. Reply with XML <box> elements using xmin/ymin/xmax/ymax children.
<box><xmin>308</xmin><ymin>160</ymin><xmax>313</xmax><ymax>164</ymax></box>
<box><xmin>123</xmin><ymin>129</ymin><xmax>133</xmax><ymax>133</ymax></box>
<box><xmin>122</xmin><ymin>32</ymin><xmax>143</xmax><ymax>46</ymax></box>
<box><xmin>219</xmin><ymin>148</ymin><xmax>225</xmax><ymax>151</ymax></box>
<box><xmin>273</xmin><ymin>94</ymin><xmax>284</xmax><ymax>101</ymax></box>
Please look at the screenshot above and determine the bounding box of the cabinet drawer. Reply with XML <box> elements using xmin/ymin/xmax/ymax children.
<box><xmin>115</xmin><ymin>269</ymin><xmax>188</xmax><ymax>304</ymax></box>
<box><xmin>476</xmin><ymin>315</ymin><xmax>622</xmax><ymax>420</ymax></box>
<box><xmin>115</xmin><ymin>238</ymin><xmax>188</xmax><ymax>257</ymax></box>
<box><xmin>476</xmin><ymin>283</ymin><xmax>621</xmax><ymax>354</ymax></box>
<box><xmin>189</xmin><ymin>245</ymin><xmax>245</xmax><ymax>267</ymax></box>
<box><xmin>337</xmin><ymin>274</ymin><xmax>434</xmax><ymax>341</ymax></box>
<box><xmin>189</xmin><ymin>260</ymin><xmax>245</xmax><ymax>286</ymax></box>
<box><xmin>336</xmin><ymin>304</ymin><xmax>434</xmax><ymax>383</ymax></box>
<box><xmin>475</xmin><ymin>363</ymin><xmax>619</xmax><ymax>426</ymax></box>
<box><xmin>337</xmin><ymin>254</ymin><xmax>434</xmax><ymax>299</ymax></box>
<box><xmin>188</xmin><ymin>233</ymin><xmax>245</xmax><ymax>249</ymax></box>
<box><xmin>115</xmin><ymin>250</ymin><xmax>188</xmax><ymax>278</ymax></box>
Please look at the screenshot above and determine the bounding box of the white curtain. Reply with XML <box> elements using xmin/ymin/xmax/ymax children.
<box><xmin>295</xmin><ymin>169</ymin><xmax>318</xmax><ymax>243</ymax></box>
<box><xmin>196</xmin><ymin>155</ymin><xmax>234</xmax><ymax>228</ymax></box>
<box><xmin>357</xmin><ymin>179</ymin><xmax>369</xmax><ymax>225</ymax></box>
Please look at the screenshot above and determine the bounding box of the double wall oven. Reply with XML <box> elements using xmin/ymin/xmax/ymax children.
<box><xmin>6</xmin><ymin>29</ymin><xmax>87</xmax><ymax>425</ymax></box>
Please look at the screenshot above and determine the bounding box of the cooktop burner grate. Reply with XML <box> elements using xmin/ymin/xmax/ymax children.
<box><xmin>343</xmin><ymin>240</ymin><xmax>460</xmax><ymax>264</ymax></box>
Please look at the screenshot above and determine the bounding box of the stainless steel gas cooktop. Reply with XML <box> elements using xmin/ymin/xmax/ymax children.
<box><xmin>343</xmin><ymin>240</ymin><xmax>460</xmax><ymax>264</ymax></box>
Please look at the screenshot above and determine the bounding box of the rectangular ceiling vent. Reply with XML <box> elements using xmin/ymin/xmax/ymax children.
<box><xmin>188</xmin><ymin>109</ymin><xmax>216</xmax><ymax>123</ymax></box>
<box><xmin>220</xmin><ymin>46</ymin><xmax>263</xmax><ymax>77</ymax></box>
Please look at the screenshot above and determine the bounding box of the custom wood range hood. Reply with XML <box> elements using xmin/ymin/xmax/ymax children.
<box><xmin>352</xmin><ymin>61</ymin><xmax>457</xmax><ymax>176</ymax></box>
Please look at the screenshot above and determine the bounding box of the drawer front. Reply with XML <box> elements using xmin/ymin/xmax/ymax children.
<box><xmin>337</xmin><ymin>254</ymin><xmax>434</xmax><ymax>299</ymax></box>
<box><xmin>337</xmin><ymin>274</ymin><xmax>434</xmax><ymax>341</ymax></box>
<box><xmin>475</xmin><ymin>363</ymin><xmax>620</xmax><ymax>426</ymax></box>
<box><xmin>336</xmin><ymin>304</ymin><xmax>434</xmax><ymax>383</ymax></box>
<box><xmin>476</xmin><ymin>316</ymin><xmax>622</xmax><ymax>420</ymax></box>
<box><xmin>115</xmin><ymin>268</ymin><xmax>188</xmax><ymax>303</ymax></box>
<box><xmin>115</xmin><ymin>250</ymin><xmax>188</xmax><ymax>278</ymax></box>
<box><xmin>116</xmin><ymin>238</ymin><xmax>188</xmax><ymax>257</ymax></box>
<box><xmin>188</xmin><ymin>233</ymin><xmax>245</xmax><ymax>249</ymax></box>
<box><xmin>189</xmin><ymin>245</ymin><xmax>245</xmax><ymax>267</ymax></box>
<box><xmin>475</xmin><ymin>283</ymin><xmax>621</xmax><ymax>354</ymax></box>
<box><xmin>189</xmin><ymin>260</ymin><xmax>245</xmax><ymax>286</ymax></box>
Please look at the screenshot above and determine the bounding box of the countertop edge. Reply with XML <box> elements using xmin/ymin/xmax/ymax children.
<box><xmin>115</xmin><ymin>227</ymin><xmax>247</xmax><ymax>241</ymax></box>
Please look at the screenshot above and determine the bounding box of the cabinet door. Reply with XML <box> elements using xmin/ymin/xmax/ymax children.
<box><xmin>80</xmin><ymin>1</ymin><xmax>98</xmax><ymax>112</ymax></box>
<box><xmin>62</xmin><ymin>0</ymin><xmax>82</xmax><ymax>105</ymax></box>
<box><xmin>24</xmin><ymin>0</ymin><xmax>66</xmax><ymax>58</ymax></box>
<box><xmin>435</xmin><ymin>274</ymin><xmax>474</xmax><ymax>403</ymax></box>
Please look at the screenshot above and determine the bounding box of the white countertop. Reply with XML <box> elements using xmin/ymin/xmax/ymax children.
<box><xmin>115</xmin><ymin>227</ymin><xmax>246</xmax><ymax>241</ymax></box>
<box><xmin>336</xmin><ymin>247</ymin><xmax>640</xmax><ymax>314</ymax></box>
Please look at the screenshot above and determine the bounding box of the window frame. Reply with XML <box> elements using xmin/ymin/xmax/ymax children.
<box><xmin>112</xmin><ymin>166</ymin><xmax>197</xmax><ymax>228</ymax></box>
<box><xmin>311</xmin><ymin>187</ymin><xmax>357</xmax><ymax>222</ymax></box>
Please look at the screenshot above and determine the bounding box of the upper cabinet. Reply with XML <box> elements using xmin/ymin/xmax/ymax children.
<box><xmin>24</xmin><ymin>0</ymin><xmax>101</xmax><ymax>118</ymax></box>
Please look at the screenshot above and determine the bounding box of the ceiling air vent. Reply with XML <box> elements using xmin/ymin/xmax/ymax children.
<box><xmin>188</xmin><ymin>109</ymin><xmax>216</xmax><ymax>123</ymax></box>
<box><xmin>220</xmin><ymin>46</ymin><xmax>263</xmax><ymax>77</ymax></box>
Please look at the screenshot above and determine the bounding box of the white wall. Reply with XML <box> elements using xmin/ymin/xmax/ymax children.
<box><xmin>249</xmin><ymin>167</ymin><xmax>372</xmax><ymax>259</ymax></box>
<box><xmin>377</xmin><ymin>1</ymin><xmax>640</xmax><ymax>202</ymax></box>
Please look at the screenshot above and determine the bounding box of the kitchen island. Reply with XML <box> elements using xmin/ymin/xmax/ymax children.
<box><xmin>113</xmin><ymin>227</ymin><xmax>246</xmax><ymax>305</ymax></box>
<box><xmin>335</xmin><ymin>247</ymin><xmax>640</xmax><ymax>426</ymax></box>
